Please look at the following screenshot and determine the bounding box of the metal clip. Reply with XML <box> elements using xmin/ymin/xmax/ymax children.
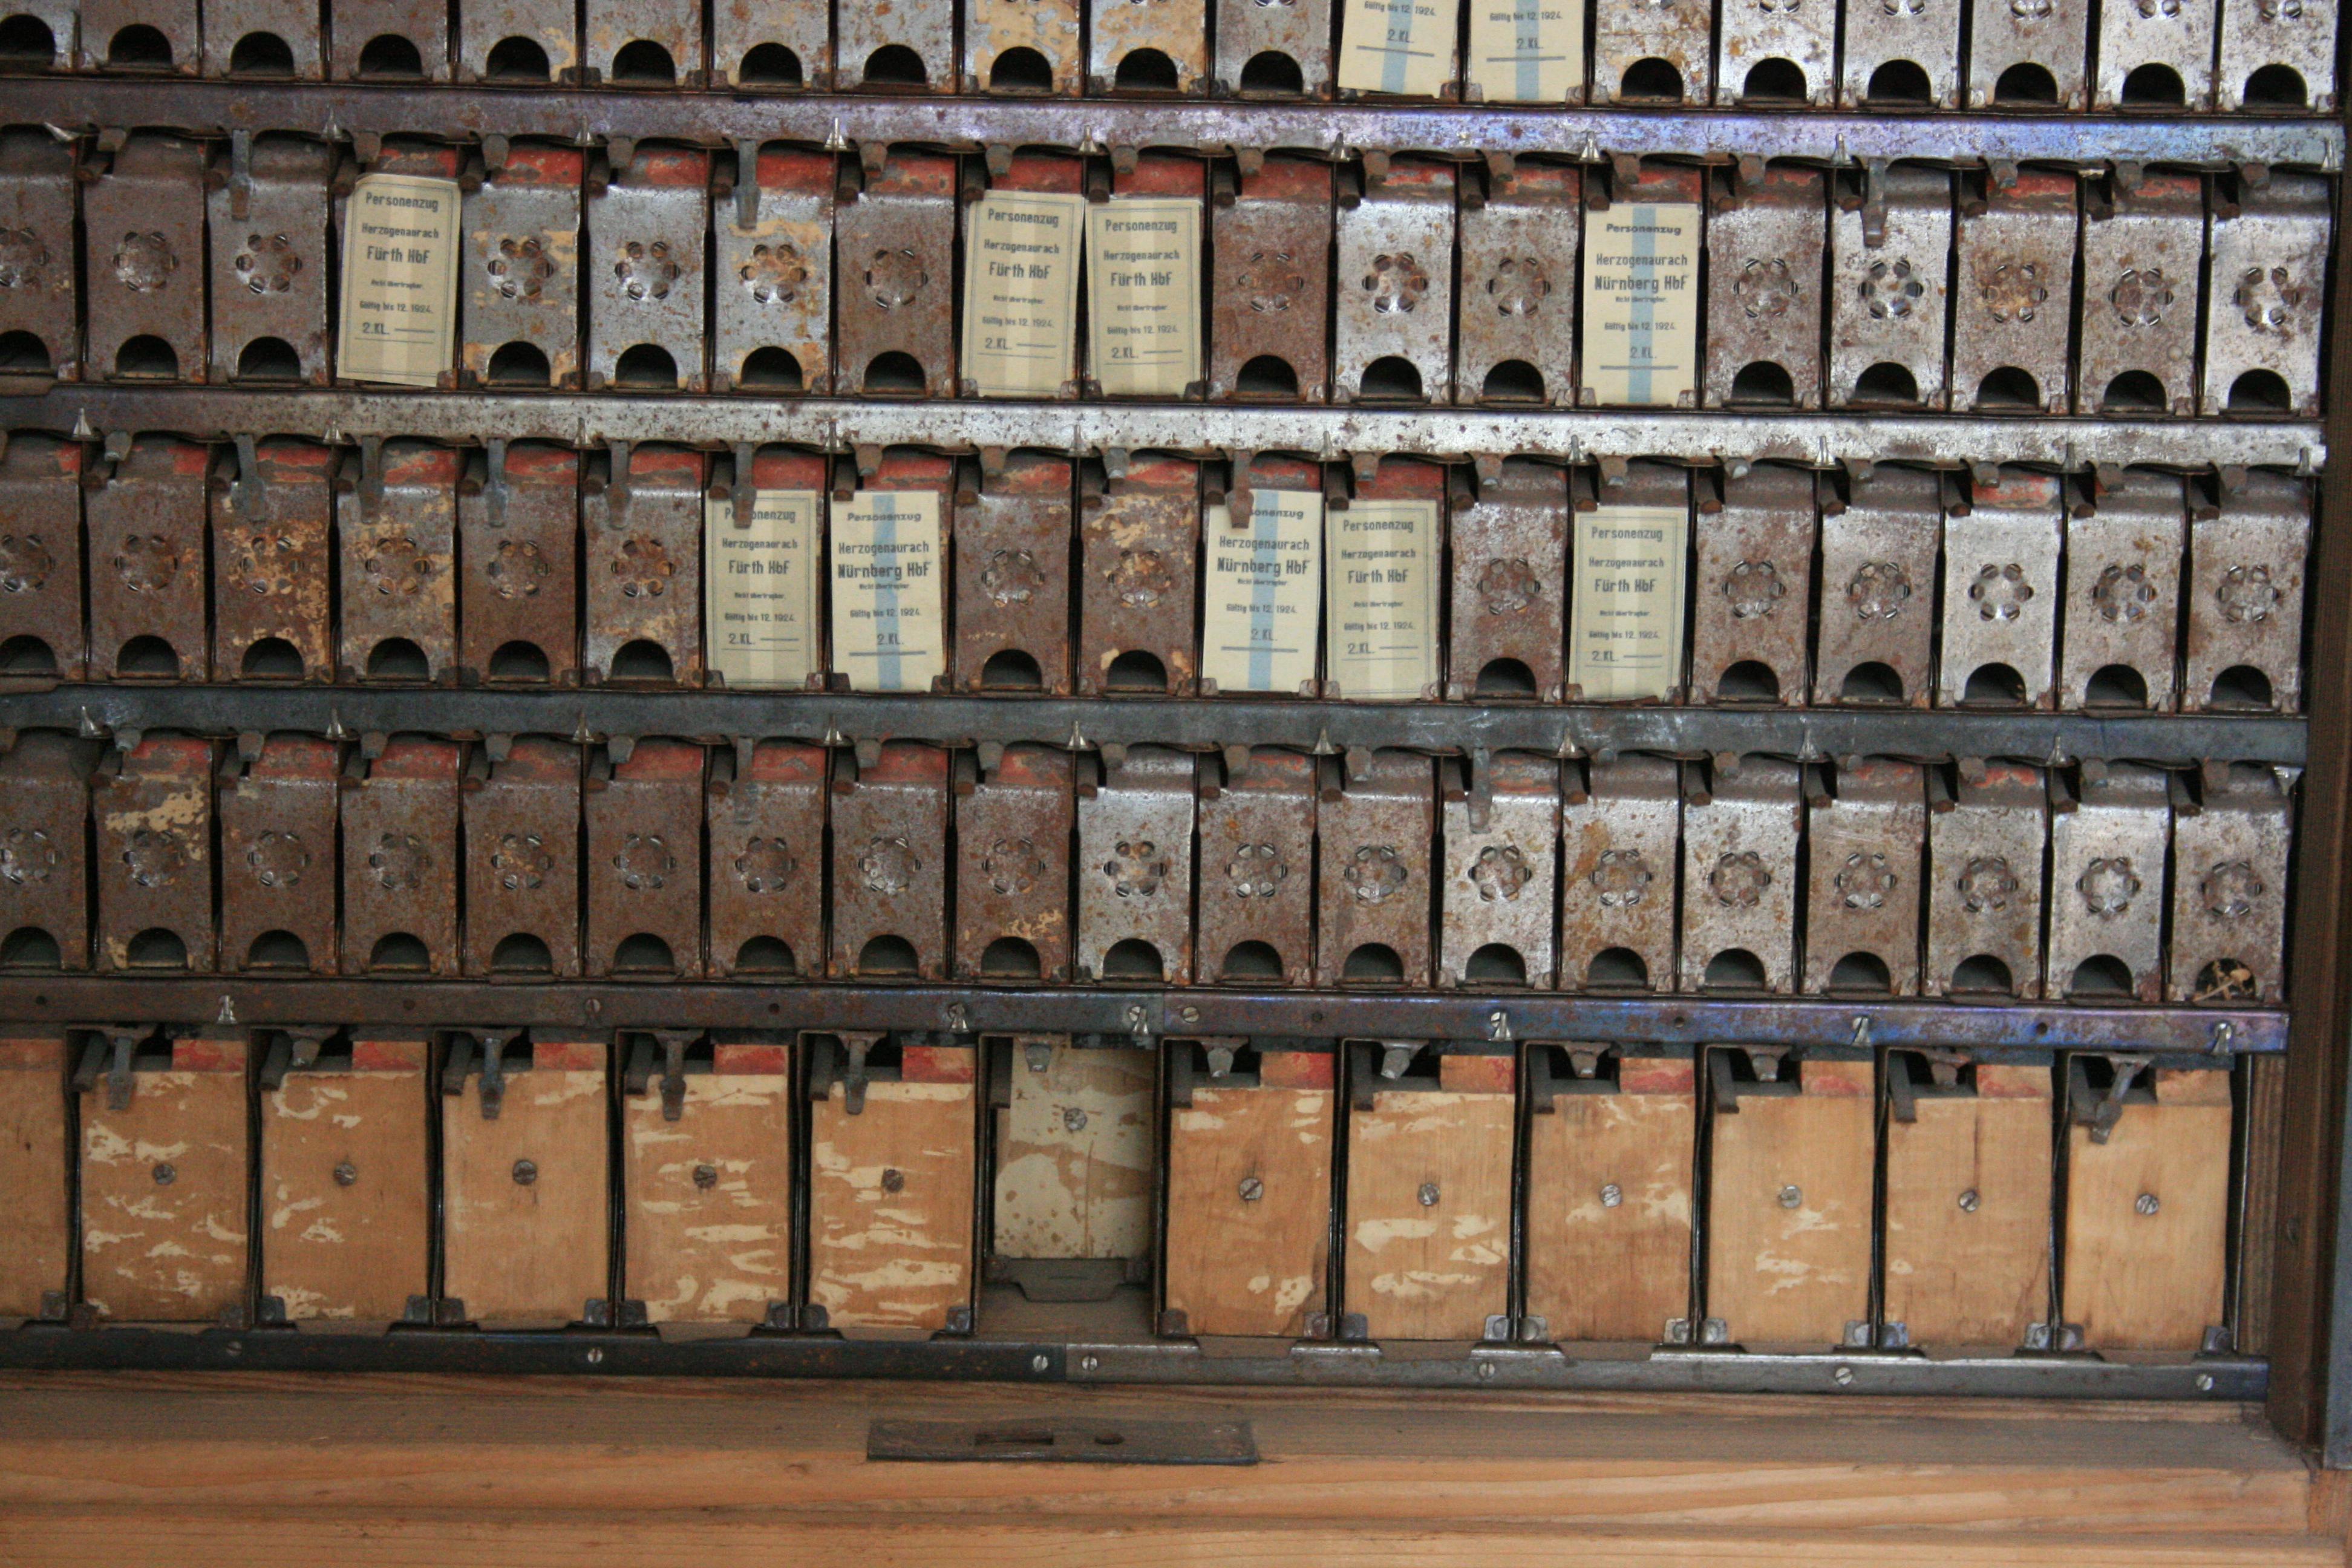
<box><xmin>483</xmin><ymin>437</ymin><xmax>509</xmax><ymax>528</ymax></box>
<box><xmin>655</xmin><ymin>1028</ymin><xmax>694</xmax><ymax>1122</ymax></box>
<box><xmin>1377</xmin><ymin>1042</ymin><xmax>1416</xmax><ymax>1080</ymax></box>
<box><xmin>1860</xmin><ymin>158</ymin><xmax>1889</xmax><ymax>247</ymax></box>
<box><xmin>228</xmin><ymin>128</ymin><xmax>253</xmax><ymax>222</ymax></box>
<box><xmin>732</xmin><ymin>441</ymin><xmax>758</xmax><ymax>528</ymax></box>
<box><xmin>841</xmin><ymin>1030</ymin><xmax>881</xmax><ymax>1116</ymax></box>
<box><xmin>604</xmin><ymin>440</ymin><xmax>632</xmax><ymax>529</ymax></box>
<box><xmin>230</xmin><ymin>433</ymin><xmax>265</xmax><ymax>521</ymax></box>
<box><xmin>733</xmin><ymin>137</ymin><xmax>762</xmax><ymax>229</ymax></box>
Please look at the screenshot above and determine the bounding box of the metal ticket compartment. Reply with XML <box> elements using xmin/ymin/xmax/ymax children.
<box><xmin>1439</xmin><ymin>750</ymin><xmax>1559</xmax><ymax>989</ymax></box>
<box><xmin>0</xmin><ymin>436</ymin><xmax>87</xmax><ymax>679</ymax></box>
<box><xmin>712</xmin><ymin>0</ymin><xmax>827</xmax><ymax>88</ymax></box>
<box><xmin>0</xmin><ymin>130</ymin><xmax>78</xmax><ymax>381</ymax></box>
<box><xmin>1333</xmin><ymin>158</ymin><xmax>1454</xmax><ymax>405</ymax></box>
<box><xmin>1691</xmin><ymin>462</ymin><xmax>1817</xmax><ymax>705</ymax></box>
<box><xmin>0</xmin><ymin>1030</ymin><xmax>69</xmax><ymax>1321</ymax></box>
<box><xmin>1881</xmin><ymin>1053</ymin><xmax>2052</xmax><ymax>1350</ymax></box>
<box><xmin>2061</xmin><ymin>1058</ymin><xmax>2232</xmax><ymax>1351</ymax></box>
<box><xmin>80</xmin><ymin>0</ymin><xmax>197</xmax><ymax>73</ymax></box>
<box><xmin>218</xmin><ymin>733</ymin><xmax>341</xmax><ymax>975</ymax></box>
<box><xmin>1448</xmin><ymin>457</ymin><xmax>1567</xmax><ymax>700</ymax></box>
<box><xmin>967</xmin><ymin>0</ymin><xmax>1079</xmax><ymax>93</ymax></box>
<box><xmin>212</xmin><ymin>436</ymin><xmax>334</xmax><ymax>682</ymax></box>
<box><xmin>333</xmin><ymin>140</ymin><xmax>461</xmax><ymax>389</ymax></box>
<box><xmin>440</xmin><ymin>1033</ymin><xmax>612</xmax><ymax>1327</ymax></box>
<box><xmin>92</xmin><ymin>734</ymin><xmax>215</xmax><ymax>973</ymax></box>
<box><xmin>203</xmin><ymin>0</ymin><xmax>322</xmax><ymax>76</ymax></box>
<box><xmin>2078</xmin><ymin>173</ymin><xmax>2204</xmax><ymax>417</ymax></box>
<box><xmin>1938</xmin><ymin>467</ymin><xmax>2063</xmax><ymax>711</ymax></box>
<box><xmin>75</xmin><ymin>1031</ymin><xmax>248</xmax><ymax>1322</ymax></box>
<box><xmin>1829</xmin><ymin>165</ymin><xmax>1951</xmax><ymax>411</ymax></box>
<box><xmin>1211</xmin><ymin>155</ymin><xmax>1334</xmax><ymax>403</ymax></box>
<box><xmin>805</xmin><ymin>1032</ymin><xmax>977</xmax><ymax>1333</ymax></box>
<box><xmin>330</xmin><ymin>0</ymin><xmax>452</xmax><ymax>80</ymax></box>
<box><xmin>1704</xmin><ymin>163</ymin><xmax>1825</xmax><ymax>411</ymax></box>
<box><xmin>1559</xmin><ymin>754</ymin><xmax>1680</xmax><ymax>993</ymax></box>
<box><xmin>1592</xmin><ymin>0</ymin><xmax>1710</xmax><ymax>103</ymax></box>
<box><xmin>830</xmin><ymin>741</ymin><xmax>952</xmax><ymax>981</ymax></box>
<box><xmin>1523</xmin><ymin>1045</ymin><xmax>1695</xmax><ymax>1344</ymax></box>
<box><xmin>2169</xmin><ymin>762</ymin><xmax>2291</xmax><ymax>1005</ymax></box>
<box><xmin>585</xmin><ymin>0</ymin><xmax>704</xmax><ymax>87</ymax></box>
<box><xmin>1080</xmin><ymin>455</ymin><xmax>1199</xmax><ymax>696</ymax></box>
<box><xmin>583</xmin><ymin>443</ymin><xmax>705</xmax><ymax>687</ymax></box>
<box><xmin>1075</xmin><ymin>745</ymin><xmax>1196</xmax><ymax>983</ymax></box>
<box><xmin>621</xmin><ymin>1032</ymin><xmax>794</xmax><ymax>1326</ymax></box>
<box><xmin>1576</xmin><ymin>162</ymin><xmax>1704</xmax><ymax>410</ymax></box>
<box><xmin>1802</xmin><ymin>758</ymin><xmax>1926</xmax><ymax>996</ymax></box>
<box><xmin>1091</xmin><ymin>0</ymin><xmax>1207</xmax><ymax>94</ymax></box>
<box><xmin>1953</xmin><ymin>170</ymin><xmax>2078</xmax><ymax>415</ymax></box>
<box><xmin>258</xmin><ymin>1030</ymin><xmax>431</xmax><ymax>1325</ymax></box>
<box><xmin>2185</xmin><ymin>470</ymin><xmax>2307</xmax><ymax>713</ymax></box>
<box><xmin>1215</xmin><ymin>0</ymin><xmax>1332</xmax><ymax>97</ymax></box>
<box><xmin>1315</xmin><ymin>750</ymin><xmax>1437</xmax><ymax>987</ymax></box>
<box><xmin>339</xmin><ymin>736</ymin><xmax>462</xmax><ymax>977</ymax></box>
<box><xmin>837</xmin><ymin>0</ymin><xmax>955</xmax><ymax>88</ymax></box>
<box><xmin>1162</xmin><ymin>1038</ymin><xmax>1335</xmax><ymax>1338</ymax></box>
<box><xmin>1680</xmin><ymin>755</ymin><xmax>1801</xmax><ymax>994</ymax></box>
<box><xmin>986</xmin><ymin>1034</ymin><xmax>1154</xmax><ymax>1303</ymax></box>
<box><xmin>835</xmin><ymin>153</ymin><xmax>958</xmax><ymax>397</ymax></box>
<box><xmin>1716</xmin><ymin>0</ymin><xmax>1831</xmax><ymax>105</ymax></box>
<box><xmin>1341</xmin><ymin>1043</ymin><xmax>1515</xmax><ymax>1341</ymax></box>
<box><xmin>1925</xmin><ymin>761</ymin><xmax>2048</xmax><ymax>999</ymax></box>
<box><xmin>460</xmin><ymin>0</ymin><xmax>578</xmax><ymax>82</ymax></box>
<box><xmin>588</xmin><ymin>145</ymin><xmax>710</xmax><ymax>392</ymax></box>
<box><xmin>459</xmin><ymin>442</ymin><xmax>580</xmax><ymax>686</ymax></box>
<box><xmin>2203</xmin><ymin>172</ymin><xmax>2328</xmax><ymax>417</ymax></box>
<box><xmin>1839</xmin><ymin>0</ymin><xmax>1959</xmax><ymax>107</ymax></box>
<box><xmin>2218</xmin><ymin>0</ymin><xmax>2337</xmax><ymax>109</ymax></box>
<box><xmin>953</xmin><ymin>452</ymin><xmax>1073</xmax><ymax>694</ymax></box>
<box><xmin>2060</xmin><ymin>468</ymin><xmax>2184</xmax><ymax>713</ymax></box>
<box><xmin>0</xmin><ymin>733</ymin><xmax>95</xmax><ymax>971</ymax></box>
<box><xmin>584</xmin><ymin>738</ymin><xmax>707</xmax><ymax>979</ymax></box>
<box><xmin>1813</xmin><ymin>464</ymin><xmax>1942</xmax><ymax>707</ymax></box>
<box><xmin>1967</xmin><ymin>0</ymin><xmax>2088</xmax><ymax>108</ymax></box>
<box><xmin>462</xmin><ymin>143</ymin><xmax>584</xmax><ymax>391</ymax></box>
<box><xmin>338</xmin><ymin>440</ymin><xmax>459</xmax><ymax>685</ymax></box>
<box><xmin>2047</xmin><ymin>762</ymin><xmax>2171</xmax><ymax>1002</ymax></box>
<box><xmin>0</xmin><ymin>0</ymin><xmax>70</xmax><ymax>71</ymax></box>
<box><xmin>461</xmin><ymin>736</ymin><xmax>584</xmax><ymax>979</ymax></box>
<box><xmin>2096</xmin><ymin>0</ymin><xmax>2213</xmax><ymax>109</ymax></box>
<box><xmin>1705</xmin><ymin>1048</ymin><xmax>1875</xmax><ymax>1347</ymax></box>
<box><xmin>1456</xmin><ymin>158</ymin><xmax>1579</xmax><ymax>407</ymax></box>
<box><xmin>1196</xmin><ymin>746</ymin><xmax>1316</xmax><ymax>987</ymax></box>
<box><xmin>707</xmin><ymin>740</ymin><xmax>828</xmax><ymax>980</ymax></box>
<box><xmin>207</xmin><ymin>135</ymin><xmax>332</xmax><ymax>385</ymax></box>
<box><xmin>954</xmin><ymin>744</ymin><xmax>1075</xmax><ymax>984</ymax></box>
<box><xmin>88</xmin><ymin>436</ymin><xmax>209</xmax><ymax>680</ymax></box>
<box><xmin>714</xmin><ymin>146</ymin><xmax>833</xmax><ymax>394</ymax></box>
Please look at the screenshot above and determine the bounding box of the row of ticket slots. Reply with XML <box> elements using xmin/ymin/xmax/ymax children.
<box><xmin>7</xmin><ymin>131</ymin><xmax>2332</xmax><ymax>420</ymax></box>
<box><xmin>0</xmin><ymin>439</ymin><xmax>2314</xmax><ymax>714</ymax></box>
<box><xmin>0</xmin><ymin>730</ymin><xmax>2294</xmax><ymax>1008</ymax></box>
<box><xmin>8</xmin><ymin>0</ymin><xmax>2336</xmax><ymax>113</ymax></box>
<box><xmin>9</xmin><ymin>1028</ymin><xmax>2238</xmax><ymax>1356</ymax></box>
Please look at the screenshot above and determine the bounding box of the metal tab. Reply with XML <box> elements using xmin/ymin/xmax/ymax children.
<box><xmin>85</xmin><ymin>135</ymin><xmax>207</xmax><ymax>384</ymax></box>
<box><xmin>0</xmin><ymin>130</ymin><xmax>79</xmax><ymax>380</ymax></box>
<box><xmin>460</xmin><ymin>0</ymin><xmax>578</xmax><ymax>81</ymax></box>
<box><xmin>462</xmin><ymin>736</ymin><xmax>583</xmax><ymax>978</ymax></box>
<box><xmin>707</xmin><ymin>740</ymin><xmax>827</xmax><ymax>978</ymax></box>
<box><xmin>1558</xmin><ymin>754</ymin><xmax>1679</xmax><ymax>993</ymax></box>
<box><xmin>1440</xmin><ymin>750</ymin><xmax>1560</xmax><ymax>988</ymax></box>
<box><xmin>839</xmin><ymin>0</ymin><xmax>954</xmax><ymax>87</ymax></box>
<box><xmin>1953</xmin><ymin>170</ymin><xmax>2076</xmax><ymax>414</ymax></box>
<box><xmin>1215</xmin><ymin>0</ymin><xmax>1332</xmax><ymax>96</ymax></box>
<box><xmin>212</xmin><ymin>437</ymin><xmax>333</xmax><ymax>682</ymax></box>
<box><xmin>1968</xmin><ymin>0</ymin><xmax>2088</xmax><ymax>106</ymax></box>
<box><xmin>1681</xmin><ymin>756</ymin><xmax>1800</xmax><ymax>993</ymax></box>
<box><xmin>93</xmin><ymin>735</ymin><xmax>216</xmax><ymax>972</ymax></box>
<box><xmin>1210</xmin><ymin>155</ymin><xmax>1333</xmax><ymax>403</ymax></box>
<box><xmin>207</xmin><ymin>136</ymin><xmax>332</xmax><ymax>387</ymax></box>
<box><xmin>586</xmin><ymin>0</ymin><xmax>705</xmax><ymax>86</ymax></box>
<box><xmin>341</xmin><ymin>736</ymin><xmax>462</xmax><ymax>976</ymax></box>
<box><xmin>1315</xmin><ymin>750</ymin><xmax>1436</xmax><ymax>987</ymax></box>
<box><xmin>715</xmin><ymin>146</ymin><xmax>833</xmax><ymax>394</ymax></box>
<box><xmin>1717</xmin><ymin>0</ymin><xmax>1832</xmax><ymax>103</ymax></box>
<box><xmin>0</xmin><ymin>436</ymin><xmax>88</xmax><ymax>678</ymax></box>
<box><xmin>589</xmin><ymin>145</ymin><xmax>710</xmax><ymax>392</ymax></box>
<box><xmin>1334</xmin><ymin>158</ymin><xmax>1454</xmax><ymax>405</ymax></box>
<box><xmin>1926</xmin><ymin>761</ymin><xmax>2047</xmax><ymax>999</ymax></box>
<box><xmin>2078</xmin><ymin>173</ymin><xmax>2202</xmax><ymax>418</ymax></box>
<box><xmin>1196</xmin><ymin>746</ymin><xmax>1316</xmax><ymax>987</ymax></box>
<box><xmin>1446</xmin><ymin>457</ymin><xmax>1567</xmax><ymax>701</ymax></box>
<box><xmin>832</xmin><ymin>742</ymin><xmax>951</xmax><ymax>979</ymax></box>
<box><xmin>459</xmin><ymin>442</ymin><xmax>580</xmax><ymax>686</ymax></box>
<box><xmin>89</xmin><ymin>436</ymin><xmax>209</xmax><ymax>679</ymax></box>
<box><xmin>837</xmin><ymin>153</ymin><xmax>958</xmax><ymax>396</ymax></box>
<box><xmin>2048</xmin><ymin>762</ymin><xmax>2169</xmax><ymax>1002</ymax></box>
<box><xmin>1693</xmin><ymin>462</ymin><xmax>1816</xmax><ymax>705</ymax></box>
<box><xmin>0</xmin><ymin>734</ymin><xmax>95</xmax><ymax>970</ymax></box>
<box><xmin>586</xmin><ymin>737</ymin><xmax>705</xmax><ymax>978</ymax></box>
<box><xmin>1593</xmin><ymin>0</ymin><xmax>1711</xmax><ymax>102</ymax></box>
<box><xmin>955</xmin><ymin>452</ymin><xmax>1073</xmax><ymax>693</ymax></box>
<box><xmin>1829</xmin><ymin>165</ymin><xmax>1950</xmax><ymax>411</ymax></box>
<box><xmin>2062</xmin><ymin>469</ymin><xmax>2183</xmax><ymax>712</ymax></box>
<box><xmin>2185</xmin><ymin>470</ymin><xmax>2306</xmax><ymax>714</ymax></box>
<box><xmin>1456</xmin><ymin>160</ymin><xmax>1578</xmax><ymax>407</ymax></box>
<box><xmin>1804</xmin><ymin>759</ymin><xmax>1925</xmax><ymax>996</ymax></box>
<box><xmin>332</xmin><ymin>0</ymin><xmax>452</xmax><ymax>79</ymax></box>
<box><xmin>1839</xmin><ymin>0</ymin><xmax>1958</xmax><ymax>107</ymax></box>
<box><xmin>463</xmin><ymin>143</ymin><xmax>584</xmax><ymax>390</ymax></box>
<box><xmin>1076</xmin><ymin>745</ymin><xmax>1196</xmax><ymax>983</ymax></box>
<box><xmin>713</xmin><ymin>0</ymin><xmax>827</xmax><ymax>87</ymax></box>
<box><xmin>1705</xmin><ymin>164</ymin><xmax>1824</xmax><ymax>410</ymax></box>
<box><xmin>969</xmin><ymin>0</ymin><xmax>1079</xmax><ymax>92</ymax></box>
<box><xmin>80</xmin><ymin>0</ymin><xmax>197</xmax><ymax>71</ymax></box>
<box><xmin>1080</xmin><ymin>455</ymin><xmax>1199</xmax><ymax>696</ymax></box>
<box><xmin>956</xmin><ymin>743</ymin><xmax>1074</xmax><ymax>982</ymax></box>
<box><xmin>2202</xmin><ymin>172</ymin><xmax>2328</xmax><ymax>419</ymax></box>
<box><xmin>1814</xmin><ymin>464</ymin><xmax>1939</xmax><ymax>706</ymax></box>
<box><xmin>339</xmin><ymin>439</ymin><xmax>459</xmax><ymax>684</ymax></box>
<box><xmin>584</xmin><ymin>443</ymin><xmax>705</xmax><ymax>686</ymax></box>
<box><xmin>2169</xmin><ymin>763</ymin><xmax>2289</xmax><ymax>1005</ymax></box>
<box><xmin>2218</xmin><ymin>0</ymin><xmax>2336</xmax><ymax>109</ymax></box>
<box><xmin>1941</xmin><ymin>467</ymin><xmax>2062</xmax><ymax>711</ymax></box>
<box><xmin>1090</xmin><ymin>0</ymin><xmax>1207</xmax><ymax>93</ymax></box>
<box><xmin>220</xmin><ymin>733</ymin><xmax>339</xmax><ymax>974</ymax></box>
<box><xmin>2097</xmin><ymin>0</ymin><xmax>2213</xmax><ymax>108</ymax></box>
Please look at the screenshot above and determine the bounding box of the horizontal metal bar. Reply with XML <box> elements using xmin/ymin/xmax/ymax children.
<box><xmin>6</xmin><ymin>80</ymin><xmax>2343</xmax><ymax>169</ymax></box>
<box><xmin>0</xmin><ymin>978</ymin><xmax>2281</xmax><ymax>1052</ymax></box>
<box><xmin>5</xmin><ymin>387</ymin><xmax>2325</xmax><ymax>472</ymax></box>
<box><xmin>5</xmin><ymin>682</ymin><xmax>2310</xmax><ymax>767</ymax></box>
<box><xmin>0</xmin><ymin>1322</ymin><xmax>2265</xmax><ymax>1397</ymax></box>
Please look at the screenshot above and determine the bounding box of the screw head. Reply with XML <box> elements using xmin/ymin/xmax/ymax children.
<box><xmin>152</xmin><ymin>1162</ymin><xmax>176</xmax><ymax>1186</ymax></box>
<box><xmin>1600</xmin><ymin>1183</ymin><xmax>1624</xmax><ymax>1208</ymax></box>
<box><xmin>1080</xmin><ymin>1354</ymin><xmax>1099</xmax><ymax>1372</ymax></box>
<box><xmin>1957</xmin><ymin>1188</ymin><xmax>1980</xmax><ymax>1212</ymax></box>
<box><xmin>585</xmin><ymin>1347</ymin><xmax>604</xmax><ymax>1365</ymax></box>
<box><xmin>1238</xmin><ymin>1175</ymin><xmax>1264</xmax><ymax>1203</ymax></box>
<box><xmin>1180</xmin><ymin>1005</ymin><xmax>1201</xmax><ymax>1024</ymax></box>
<box><xmin>2135</xmin><ymin>1192</ymin><xmax>2160</xmax><ymax>1216</ymax></box>
<box><xmin>1417</xmin><ymin>1181</ymin><xmax>1441</xmax><ymax>1207</ymax></box>
<box><xmin>1778</xmin><ymin>1184</ymin><xmax>1803</xmax><ymax>1209</ymax></box>
<box><xmin>333</xmin><ymin>1161</ymin><xmax>358</xmax><ymax>1187</ymax></box>
<box><xmin>1834</xmin><ymin>1365</ymin><xmax>1855</xmax><ymax>1387</ymax></box>
<box><xmin>2195</xmin><ymin>1373</ymin><xmax>2215</xmax><ymax>1392</ymax></box>
<box><xmin>1030</xmin><ymin>1353</ymin><xmax>1050</xmax><ymax>1373</ymax></box>
<box><xmin>693</xmin><ymin>1163</ymin><xmax>718</xmax><ymax>1189</ymax></box>
<box><xmin>1062</xmin><ymin>1106</ymin><xmax>1088</xmax><ymax>1133</ymax></box>
<box><xmin>512</xmin><ymin>1158</ymin><xmax>537</xmax><ymax>1186</ymax></box>
<box><xmin>1478</xmin><ymin>1362</ymin><xmax>1495</xmax><ymax>1379</ymax></box>
<box><xmin>881</xmin><ymin>1166</ymin><xmax>906</xmax><ymax>1194</ymax></box>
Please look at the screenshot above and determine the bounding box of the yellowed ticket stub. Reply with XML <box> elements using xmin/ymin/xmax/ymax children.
<box><xmin>1327</xmin><ymin>498</ymin><xmax>1439</xmax><ymax>700</ymax></box>
<box><xmin>706</xmin><ymin>489</ymin><xmax>822</xmax><ymax>688</ymax></box>
<box><xmin>962</xmin><ymin>189</ymin><xmax>1085</xmax><ymax>397</ymax></box>
<box><xmin>338</xmin><ymin>172</ymin><xmax>461</xmax><ymax>387</ymax></box>
<box><xmin>831</xmin><ymin>490</ymin><xmax>945</xmax><ymax>692</ymax></box>
<box><xmin>1085</xmin><ymin>197</ymin><xmax>1203</xmax><ymax>397</ymax></box>
<box><xmin>1571</xmin><ymin>504</ymin><xmax>1687</xmax><ymax>701</ymax></box>
<box><xmin>1338</xmin><ymin>0</ymin><xmax>1460</xmax><ymax>95</ymax></box>
<box><xmin>1468</xmin><ymin>0</ymin><xmax>1582</xmax><ymax>101</ymax></box>
<box><xmin>1202</xmin><ymin>491</ymin><xmax>1322</xmax><ymax>694</ymax></box>
<box><xmin>1580</xmin><ymin>204</ymin><xmax>1700</xmax><ymax>406</ymax></box>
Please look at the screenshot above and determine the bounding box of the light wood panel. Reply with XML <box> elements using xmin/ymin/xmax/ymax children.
<box><xmin>1164</xmin><ymin>1060</ymin><xmax>1333</xmax><ymax>1337</ymax></box>
<box><xmin>623</xmin><ymin>1048</ymin><xmax>793</xmax><ymax>1325</ymax></box>
<box><xmin>1883</xmin><ymin>1063</ymin><xmax>2053</xmax><ymax>1349</ymax></box>
<box><xmin>991</xmin><ymin>1040</ymin><xmax>1153</xmax><ymax>1262</ymax></box>
<box><xmin>1345</xmin><ymin>1068</ymin><xmax>1515</xmax><ymax>1340</ymax></box>
<box><xmin>261</xmin><ymin>1035</ymin><xmax>430</xmax><ymax>1324</ymax></box>
<box><xmin>808</xmin><ymin>1059</ymin><xmax>976</xmax><ymax>1333</ymax></box>
<box><xmin>2064</xmin><ymin>1068</ymin><xmax>2233</xmax><ymax>1351</ymax></box>
<box><xmin>442</xmin><ymin>1042</ymin><xmax>610</xmax><ymax>1327</ymax></box>
<box><xmin>1706</xmin><ymin>1057</ymin><xmax>1873</xmax><ymax>1346</ymax></box>
<box><xmin>1524</xmin><ymin>1059</ymin><xmax>1695</xmax><ymax>1342</ymax></box>
<box><xmin>79</xmin><ymin>1037</ymin><xmax>249</xmax><ymax>1323</ymax></box>
<box><xmin>0</xmin><ymin>1034</ymin><xmax>68</xmax><ymax>1319</ymax></box>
